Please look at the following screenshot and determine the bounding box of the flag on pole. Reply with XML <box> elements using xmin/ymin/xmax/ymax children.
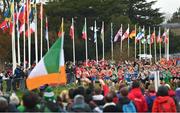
<box><xmin>141</xmin><ymin>38</ymin><xmax>147</xmax><ymax>44</ymax></box>
<box><xmin>114</xmin><ymin>26</ymin><xmax>122</xmax><ymax>42</ymax></box>
<box><xmin>157</xmin><ymin>30</ymin><xmax>162</xmax><ymax>43</ymax></box>
<box><xmin>69</xmin><ymin>19</ymin><xmax>74</xmax><ymax>40</ymax></box>
<box><xmin>26</xmin><ymin>20</ymin><xmax>67</xmax><ymax>90</ymax></box>
<box><xmin>0</xmin><ymin>20</ymin><xmax>9</xmax><ymax>32</ymax></box>
<box><xmin>129</xmin><ymin>30</ymin><xmax>136</xmax><ymax>39</ymax></box>
<box><xmin>45</xmin><ymin>17</ymin><xmax>49</xmax><ymax>41</ymax></box>
<box><xmin>100</xmin><ymin>22</ymin><xmax>104</xmax><ymax>43</ymax></box>
<box><xmin>82</xmin><ymin>22</ymin><xmax>87</xmax><ymax>40</ymax></box>
<box><xmin>162</xmin><ymin>29</ymin><xmax>169</xmax><ymax>44</ymax></box>
<box><xmin>94</xmin><ymin>21</ymin><xmax>97</xmax><ymax>43</ymax></box>
<box><xmin>147</xmin><ymin>35</ymin><xmax>151</xmax><ymax>44</ymax></box>
<box><xmin>150</xmin><ymin>32</ymin><xmax>155</xmax><ymax>44</ymax></box>
<box><xmin>121</xmin><ymin>27</ymin><xmax>129</xmax><ymax>41</ymax></box>
<box><xmin>25</xmin><ymin>20</ymin><xmax>35</xmax><ymax>37</ymax></box>
<box><xmin>58</xmin><ymin>20</ymin><xmax>64</xmax><ymax>37</ymax></box>
<box><xmin>135</xmin><ymin>31</ymin><xmax>144</xmax><ymax>40</ymax></box>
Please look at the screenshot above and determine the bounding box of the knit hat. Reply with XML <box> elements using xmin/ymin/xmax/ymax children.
<box><xmin>44</xmin><ymin>86</ymin><xmax>56</xmax><ymax>102</ymax></box>
<box><xmin>10</xmin><ymin>93</ymin><xmax>20</xmax><ymax>105</ymax></box>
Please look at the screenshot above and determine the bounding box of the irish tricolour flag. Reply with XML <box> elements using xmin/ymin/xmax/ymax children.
<box><xmin>26</xmin><ymin>19</ymin><xmax>67</xmax><ymax>90</ymax></box>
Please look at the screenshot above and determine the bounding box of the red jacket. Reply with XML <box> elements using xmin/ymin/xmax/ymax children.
<box><xmin>128</xmin><ymin>88</ymin><xmax>148</xmax><ymax>112</ymax></box>
<box><xmin>152</xmin><ymin>96</ymin><xmax>176</xmax><ymax>112</ymax></box>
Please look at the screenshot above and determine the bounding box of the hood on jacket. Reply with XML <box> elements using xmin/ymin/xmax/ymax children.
<box><xmin>128</xmin><ymin>88</ymin><xmax>143</xmax><ymax>99</ymax></box>
<box><xmin>155</xmin><ymin>96</ymin><xmax>171</xmax><ymax>104</ymax></box>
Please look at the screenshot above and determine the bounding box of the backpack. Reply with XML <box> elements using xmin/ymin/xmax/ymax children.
<box><xmin>122</xmin><ymin>101</ymin><xmax>136</xmax><ymax>113</ymax></box>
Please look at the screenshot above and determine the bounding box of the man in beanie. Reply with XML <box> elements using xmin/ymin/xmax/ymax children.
<box><xmin>42</xmin><ymin>86</ymin><xmax>63</xmax><ymax>112</ymax></box>
<box><xmin>44</xmin><ymin>86</ymin><xmax>56</xmax><ymax>103</ymax></box>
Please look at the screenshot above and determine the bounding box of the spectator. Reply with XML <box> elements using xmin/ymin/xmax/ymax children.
<box><xmin>0</xmin><ymin>97</ymin><xmax>8</xmax><ymax>112</ymax></box>
<box><xmin>18</xmin><ymin>91</ymin><xmax>40</xmax><ymax>112</ymax></box>
<box><xmin>145</xmin><ymin>84</ymin><xmax>156</xmax><ymax>112</ymax></box>
<box><xmin>42</xmin><ymin>86</ymin><xmax>62</xmax><ymax>112</ymax></box>
<box><xmin>70</xmin><ymin>95</ymin><xmax>91</xmax><ymax>112</ymax></box>
<box><xmin>103</xmin><ymin>92</ymin><xmax>117</xmax><ymax>112</ymax></box>
<box><xmin>175</xmin><ymin>87</ymin><xmax>180</xmax><ymax>112</ymax></box>
<box><xmin>117</xmin><ymin>87</ymin><xmax>136</xmax><ymax>112</ymax></box>
<box><xmin>152</xmin><ymin>86</ymin><xmax>177</xmax><ymax>112</ymax></box>
<box><xmin>128</xmin><ymin>80</ymin><xmax>148</xmax><ymax>112</ymax></box>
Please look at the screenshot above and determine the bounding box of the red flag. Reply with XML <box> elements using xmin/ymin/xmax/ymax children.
<box><xmin>82</xmin><ymin>24</ymin><xmax>86</xmax><ymax>40</ymax></box>
<box><xmin>69</xmin><ymin>23</ymin><xmax>74</xmax><ymax>39</ymax></box>
<box><xmin>0</xmin><ymin>20</ymin><xmax>9</xmax><ymax>32</ymax></box>
<box><xmin>150</xmin><ymin>32</ymin><xmax>155</xmax><ymax>44</ymax></box>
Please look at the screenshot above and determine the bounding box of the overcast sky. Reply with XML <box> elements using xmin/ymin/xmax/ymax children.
<box><xmin>147</xmin><ymin>0</ymin><xmax>180</xmax><ymax>14</ymax></box>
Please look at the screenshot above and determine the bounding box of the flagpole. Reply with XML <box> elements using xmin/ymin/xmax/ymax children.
<box><xmin>85</xmin><ymin>18</ymin><xmax>88</xmax><ymax>65</ymax></box>
<box><xmin>12</xmin><ymin>0</ymin><xmax>16</xmax><ymax>74</ymax></box>
<box><xmin>154</xmin><ymin>27</ymin><xmax>157</xmax><ymax>63</ymax></box>
<box><xmin>72</xmin><ymin>18</ymin><xmax>76</xmax><ymax>65</ymax></box>
<box><xmin>111</xmin><ymin>22</ymin><xmax>114</xmax><ymax>61</ymax></box>
<box><xmin>139</xmin><ymin>27</ymin><xmax>141</xmax><ymax>60</ymax></box>
<box><xmin>40</xmin><ymin>3</ymin><xmax>43</xmax><ymax>59</ymax></box>
<box><xmin>28</xmin><ymin>1</ymin><xmax>31</xmax><ymax>68</ymax></box>
<box><xmin>167</xmin><ymin>29</ymin><xmax>169</xmax><ymax>61</ymax></box>
<box><xmin>159</xmin><ymin>27</ymin><xmax>161</xmax><ymax>60</ymax></box>
<box><xmin>120</xmin><ymin>24</ymin><xmax>123</xmax><ymax>53</ymax></box>
<box><xmin>46</xmin><ymin>17</ymin><xmax>49</xmax><ymax>51</ymax></box>
<box><xmin>164</xmin><ymin>28</ymin><xmax>167</xmax><ymax>59</ymax></box>
<box><xmin>149</xmin><ymin>27</ymin><xmax>152</xmax><ymax>64</ymax></box>
<box><xmin>134</xmin><ymin>25</ymin><xmax>137</xmax><ymax>60</ymax></box>
<box><xmin>102</xmin><ymin>21</ymin><xmax>104</xmax><ymax>61</ymax></box>
<box><xmin>35</xmin><ymin>4</ymin><xmax>38</xmax><ymax>64</ymax></box>
<box><xmin>23</xmin><ymin>0</ymin><xmax>26</xmax><ymax>69</ymax></box>
<box><xmin>16</xmin><ymin>3</ymin><xmax>21</xmax><ymax>65</ymax></box>
<box><xmin>95</xmin><ymin>20</ymin><xmax>98</xmax><ymax>63</ymax></box>
<box><xmin>127</xmin><ymin>24</ymin><xmax>130</xmax><ymax>58</ymax></box>
<box><xmin>143</xmin><ymin>25</ymin><xmax>145</xmax><ymax>57</ymax></box>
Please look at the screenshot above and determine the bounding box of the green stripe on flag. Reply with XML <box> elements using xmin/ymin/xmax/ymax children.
<box><xmin>44</xmin><ymin>38</ymin><xmax>62</xmax><ymax>73</ymax></box>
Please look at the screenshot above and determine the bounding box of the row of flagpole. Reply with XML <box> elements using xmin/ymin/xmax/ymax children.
<box><xmin>3</xmin><ymin>0</ymin><xmax>170</xmax><ymax>72</ymax></box>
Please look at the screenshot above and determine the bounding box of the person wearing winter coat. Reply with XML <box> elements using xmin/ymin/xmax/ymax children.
<box><xmin>152</xmin><ymin>86</ymin><xmax>177</xmax><ymax>112</ymax></box>
<box><xmin>145</xmin><ymin>84</ymin><xmax>156</xmax><ymax>112</ymax></box>
<box><xmin>117</xmin><ymin>87</ymin><xmax>136</xmax><ymax>112</ymax></box>
<box><xmin>128</xmin><ymin>80</ymin><xmax>148</xmax><ymax>112</ymax></box>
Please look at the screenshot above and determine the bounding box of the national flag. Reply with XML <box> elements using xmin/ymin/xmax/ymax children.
<box><xmin>135</xmin><ymin>32</ymin><xmax>144</xmax><ymax>40</ymax></box>
<box><xmin>82</xmin><ymin>21</ymin><xmax>87</xmax><ymax>40</ymax></box>
<box><xmin>26</xmin><ymin>34</ymin><xmax>67</xmax><ymax>90</ymax></box>
<box><xmin>100</xmin><ymin>21</ymin><xmax>104</xmax><ymax>43</ymax></box>
<box><xmin>19</xmin><ymin>24</ymin><xmax>25</xmax><ymax>34</ymax></box>
<box><xmin>94</xmin><ymin>21</ymin><xmax>97</xmax><ymax>43</ymax></box>
<box><xmin>121</xmin><ymin>27</ymin><xmax>129</xmax><ymax>41</ymax></box>
<box><xmin>114</xmin><ymin>26</ymin><xmax>122</xmax><ymax>42</ymax></box>
<box><xmin>0</xmin><ymin>20</ymin><xmax>9</xmax><ymax>32</ymax></box>
<box><xmin>157</xmin><ymin>30</ymin><xmax>162</xmax><ymax>43</ymax></box>
<box><xmin>150</xmin><ymin>32</ymin><xmax>155</xmax><ymax>44</ymax></box>
<box><xmin>129</xmin><ymin>30</ymin><xmax>136</xmax><ymax>39</ymax></box>
<box><xmin>45</xmin><ymin>17</ymin><xmax>49</xmax><ymax>41</ymax></box>
<box><xmin>147</xmin><ymin>35</ymin><xmax>151</xmax><ymax>44</ymax></box>
<box><xmin>69</xmin><ymin>18</ymin><xmax>74</xmax><ymax>39</ymax></box>
<box><xmin>141</xmin><ymin>38</ymin><xmax>147</xmax><ymax>44</ymax></box>
<box><xmin>58</xmin><ymin>19</ymin><xmax>64</xmax><ymax>38</ymax></box>
<box><xmin>25</xmin><ymin>20</ymin><xmax>35</xmax><ymax>37</ymax></box>
<box><xmin>163</xmin><ymin>29</ymin><xmax>169</xmax><ymax>44</ymax></box>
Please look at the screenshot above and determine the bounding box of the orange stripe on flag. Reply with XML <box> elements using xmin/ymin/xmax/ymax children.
<box><xmin>26</xmin><ymin>66</ymin><xmax>67</xmax><ymax>90</ymax></box>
